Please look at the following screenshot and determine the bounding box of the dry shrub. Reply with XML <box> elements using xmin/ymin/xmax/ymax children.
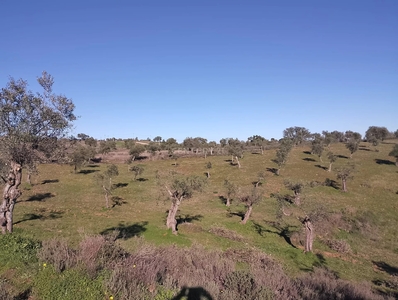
<box><xmin>224</xmin><ymin>248</ymin><xmax>299</xmax><ymax>299</ymax></box>
<box><xmin>77</xmin><ymin>233</ymin><xmax>127</xmax><ymax>277</ymax></box>
<box><xmin>38</xmin><ymin>238</ymin><xmax>76</xmax><ymax>272</ymax></box>
<box><xmin>106</xmin><ymin>243</ymin><xmax>234</xmax><ymax>299</ymax></box>
<box><xmin>325</xmin><ymin>239</ymin><xmax>352</xmax><ymax>254</ymax></box>
<box><xmin>209</xmin><ymin>226</ymin><xmax>245</xmax><ymax>242</ymax></box>
<box><xmin>296</xmin><ymin>267</ymin><xmax>385</xmax><ymax>300</ymax></box>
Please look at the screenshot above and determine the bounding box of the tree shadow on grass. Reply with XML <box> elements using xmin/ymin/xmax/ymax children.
<box><xmin>303</xmin><ymin>151</ymin><xmax>312</xmax><ymax>155</ymax></box>
<box><xmin>176</xmin><ymin>214</ymin><xmax>203</xmax><ymax>231</ymax></box>
<box><xmin>315</xmin><ymin>164</ymin><xmax>328</xmax><ymax>171</ymax></box>
<box><xmin>113</xmin><ymin>182</ymin><xmax>128</xmax><ymax>188</ymax></box>
<box><xmin>375</xmin><ymin>159</ymin><xmax>395</xmax><ymax>165</ymax></box>
<box><xmin>172</xmin><ymin>286</ymin><xmax>214</xmax><ymax>300</ymax></box>
<box><xmin>303</xmin><ymin>158</ymin><xmax>316</xmax><ymax>162</ymax></box>
<box><xmin>14</xmin><ymin>211</ymin><xmax>63</xmax><ymax>224</ymax></box>
<box><xmin>136</xmin><ymin>178</ymin><xmax>148</xmax><ymax>182</ymax></box>
<box><xmin>78</xmin><ymin>169</ymin><xmax>99</xmax><ymax>174</ymax></box>
<box><xmin>41</xmin><ymin>179</ymin><xmax>59</xmax><ymax>184</ymax></box>
<box><xmin>359</xmin><ymin>147</ymin><xmax>371</xmax><ymax>152</ymax></box>
<box><xmin>100</xmin><ymin>221</ymin><xmax>148</xmax><ymax>240</ymax></box>
<box><xmin>26</xmin><ymin>192</ymin><xmax>55</xmax><ymax>202</ymax></box>
<box><xmin>372</xmin><ymin>261</ymin><xmax>398</xmax><ymax>276</ymax></box>
<box><xmin>254</xmin><ymin>221</ymin><xmax>297</xmax><ymax>248</ymax></box>
<box><xmin>218</xmin><ymin>195</ymin><xmax>227</xmax><ymax>205</ymax></box>
<box><xmin>324</xmin><ymin>178</ymin><xmax>339</xmax><ymax>190</ymax></box>
<box><xmin>266</xmin><ymin>167</ymin><xmax>278</xmax><ymax>175</ymax></box>
<box><xmin>227</xmin><ymin>210</ymin><xmax>245</xmax><ymax>221</ymax></box>
<box><xmin>111</xmin><ymin>196</ymin><xmax>127</xmax><ymax>207</ymax></box>
<box><xmin>337</xmin><ymin>155</ymin><xmax>349</xmax><ymax>159</ymax></box>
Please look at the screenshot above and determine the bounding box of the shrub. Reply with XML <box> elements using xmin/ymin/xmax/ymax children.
<box><xmin>38</xmin><ymin>238</ymin><xmax>76</xmax><ymax>272</ymax></box>
<box><xmin>325</xmin><ymin>239</ymin><xmax>352</xmax><ymax>254</ymax></box>
<box><xmin>209</xmin><ymin>226</ymin><xmax>245</xmax><ymax>242</ymax></box>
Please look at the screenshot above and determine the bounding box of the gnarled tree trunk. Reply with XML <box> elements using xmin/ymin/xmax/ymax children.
<box><xmin>166</xmin><ymin>199</ymin><xmax>181</xmax><ymax>235</ymax></box>
<box><xmin>241</xmin><ymin>205</ymin><xmax>252</xmax><ymax>224</ymax></box>
<box><xmin>1</xmin><ymin>162</ymin><xmax>22</xmax><ymax>234</ymax></box>
<box><xmin>303</xmin><ymin>217</ymin><xmax>314</xmax><ymax>253</ymax></box>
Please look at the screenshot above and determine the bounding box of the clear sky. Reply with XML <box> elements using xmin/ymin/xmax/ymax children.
<box><xmin>1</xmin><ymin>1</ymin><xmax>397</xmax><ymax>142</ymax></box>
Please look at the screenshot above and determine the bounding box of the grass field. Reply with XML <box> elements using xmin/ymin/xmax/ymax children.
<box><xmin>5</xmin><ymin>139</ymin><xmax>398</xmax><ymax>297</ymax></box>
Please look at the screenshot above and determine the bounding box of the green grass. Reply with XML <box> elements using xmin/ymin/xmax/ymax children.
<box><xmin>8</xmin><ymin>140</ymin><xmax>398</xmax><ymax>290</ymax></box>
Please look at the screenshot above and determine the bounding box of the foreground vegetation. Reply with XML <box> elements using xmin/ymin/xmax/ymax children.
<box><xmin>1</xmin><ymin>139</ymin><xmax>398</xmax><ymax>299</ymax></box>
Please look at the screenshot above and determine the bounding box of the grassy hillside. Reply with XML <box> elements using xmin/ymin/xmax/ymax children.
<box><xmin>5</xmin><ymin>140</ymin><xmax>398</xmax><ymax>297</ymax></box>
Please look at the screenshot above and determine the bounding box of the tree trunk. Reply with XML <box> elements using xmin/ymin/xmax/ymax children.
<box><xmin>241</xmin><ymin>205</ymin><xmax>252</xmax><ymax>224</ymax></box>
<box><xmin>235</xmin><ymin>156</ymin><xmax>241</xmax><ymax>169</ymax></box>
<box><xmin>328</xmin><ymin>163</ymin><xmax>332</xmax><ymax>172</ymax></box>
<box><xmin>166</xmin><ymin>199</ymin><xmax>180</xmax><ymax>235</ymax></box>
<box><xmin>27</xmin><ymin>173</ymin><xmax>32</xmax><ymax>185</ymax></box>
<box><xmin>206</xmin><ymin>171</ymin><xmax>210</xmax><ymax>178</ymax></box>
<box><xmin>226</xmin><ymin>197</ymin><xmax>231</xmax><ymax>207</ymax></box>
<box><xmin>303</xmin><ymin>217</ymin><xmax>314</xmax><ymax>252</ymax></box>
<box><xmin>294</xmin><ymin>192</ymin><xmax>301</xmax><ymax>205</ymax></box>
<box><xmin>1</xmin><ymin>162</ymin><xmax>22</xmax><ymax>234</ymax></box>
<box><xmin>342</xmin><ymin>179</ymin><xmax>347</xmax><ymax>192</ymax></box>
<box><xmin>276</xmin><ymin>168</ymin><xmax>280</xmax><ymax>176</ymax></box>
<box><xmin>103</xmin><ymin>186</ymin><xmax>110</xmax><ymax>208</ymax></box>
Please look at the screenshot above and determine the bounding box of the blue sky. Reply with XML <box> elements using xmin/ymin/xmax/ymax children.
<box><xmin>1</xmin><ymin>1</ymin><xmax>397</xmax><ymax>142</ymax></box>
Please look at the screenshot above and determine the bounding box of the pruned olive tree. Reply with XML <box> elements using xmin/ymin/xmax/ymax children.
<box><xmin>158</xmin><ymin>171</ymin><xmax>206</xmax><ymax>235</ymax></box>
<box><xmin>327</xmin><ymin>151</ymin><xmax>337</xmax><ymax>172</ymax></box>
<box><xmin>94</xmin><ymin>164</ymin><xmax>119</xmax><ymax>208</ymax></box>
<box><xmin>0</xmin><ymin>72</ymin><xmax>75</xmax><ymax>233</ymax></box>
<box><xmin>129</xmin><ymin>165</ymin><xmax>144</xmax><ymax>181</ymax></box>
<box><xmin>224</xmin><ymin>179</ymin><xmax>238</xmax><ymax>207</ymax></box>
<box><xmin>239</xmin><ymin>187</ymin><xmax>264</xmax><ymax>225</ymax></box>
<box><xmin>274</xmin><ymin>138</ymin><xmax>293</xmax><ymax>175</ymax></box>
<box><xmin>284</xmin><ymin>180</ymin><xmax>304</xmax><ymax>205</ymax></box>
<box><xmin>336</xmin><ymin>165</ymin><xmax>354</xmax><ymax>192</ymax></box>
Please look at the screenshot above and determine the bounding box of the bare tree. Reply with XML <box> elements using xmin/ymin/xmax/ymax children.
<box><xmin>0</xmin><ymin>72</ymin><xmax>75</xmax><ymax>233</ymax></box>
<box><xmin>255</xmin><ymin>171</ymin><xmax>266</xmax><ymax>187</ymax></box>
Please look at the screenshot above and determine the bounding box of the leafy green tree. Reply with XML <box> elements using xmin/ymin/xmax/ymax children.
<box><xmin>283</xmin><ymin>126</ymin><xmax>311</xmax><ymax>146</ymax></box>
<box><xmin>99</xmin><ymin>139</ymin><xmax>117</xmax><ymax>155</ymax></box>
<box><xmin>394</xmin><ymin>130</ymin><xmax>398</xmax><ymax>138</ymax></box>
<box><xmin>84</xmin><ymin>137</ymin><xmax>97</xmax><ymax>148</ymax></box>
<box><xmin>153</xmin><ymin>136</ymin><xmax>162</xmax><ymax>143</ymax></box>
<box><xmin>129</xmin><ymin>144</ymin><xmax>146</xmax><ymax>161</ymax></box>
<box><xmin>0</xmin><ymin>72</ymin><xmax>75</xmax><ymax>233</ymax></box>
<box><xmin>311</xmin><ymin>134</ymin><xmax>324</xmax><ymax>162</ymax></box>
<box><xmin>365</xmin><ymin>126</ymin><xmax>389</xmax><ymax>151</ymax></box>
<box><xmin>130</xmin><ymin>165</ymin><xmax>144</xmax><ymax>180</ymax></box>
<box><xmin>69</xmin><ymin>145</ymin><xmax>96</xmax><ymax>173</ymax></box>
<box><xmin>345</xmin><ymin>139</ymin><xmax>360</xmax><ymax>158</ymax></box>
<box><xmin>388</xmin><ymin>144</ymin><xmax>398</xmax><ymax>167</ymax></box>
<box><xmin>255</xmin><ymin>171</ymin><xmax>266</xmax><ymax>187</ymax></box>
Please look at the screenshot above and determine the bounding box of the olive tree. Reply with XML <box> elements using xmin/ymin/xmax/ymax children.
<box><xmin>327</xmin><ymin>151</ymin><xmax>337</xmax><ymax>172</ymax></box>
<box><xmin>0</xmin><ymin>72</ymin><xmax>75</xmax><ymax>233</ymax></box>
<box><xmin>284</xmin><ymin>180</ymin><xmax>304</xmax><ymax>205</ymax></box>
<box><xmin>94</xmin><ymin>164</ymin><xmax>119</xmax><ymax>208</ymax></box>
<box><xmin>239</xmin><ymin>187</ymin><xmax>264</xmax><ymax>224</ymax></box>
<box><xmin>129</xmin><ymin>165</ymin><xmax>144</xmax><ymax>180</ymax></box>
<box><xmin>224</xmin><ymin>179</ymin><xmax>238</xmax><ymax>207</ymax></box>
<box><xmin>274</xmin><ymin>138</ymin><xmax>293</xmax><ymax>175</ymax></box>
<box><xmin>158</xmin><ymin>171</ymin><xmax>206</xmax><ymax>235</ymax></box>
<box><xmin>388</xmin><ymin>144</ymin><xmax>398</xmax><ymax>167</ymax></box>
<box><xmin>336</xmin><ymin>165</ymin><xmax>354</xmax><ymax>192</ymax></box>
